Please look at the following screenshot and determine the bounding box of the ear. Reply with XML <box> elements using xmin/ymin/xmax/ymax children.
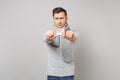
<box><xmin>66</xmin><ymin>16</ymin><xmax>68</xmax><ymax>20</ymax></box>
<box><xmin>53</xmin><ymin>17</ymin><xmax>55</xmax><ymax>21</ymax></box>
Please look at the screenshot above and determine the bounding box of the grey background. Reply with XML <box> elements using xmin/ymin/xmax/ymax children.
<box><xmin>0</xmin><ymin>0</ymin><xmax>120</xmax><ymax>80</ymax></box>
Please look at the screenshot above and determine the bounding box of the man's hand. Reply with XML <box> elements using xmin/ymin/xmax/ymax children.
<box><xmin>46</xmin><ymin>29</ymin><xmax>56</xmax><ymax>40</ymax></box>
<box><xmin>62</xmin><ymin>27</ymin><xmax>76</xmax><ymax>41</ymax></box>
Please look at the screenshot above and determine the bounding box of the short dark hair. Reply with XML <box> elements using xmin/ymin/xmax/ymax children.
<box><xmin>52</xmin><ymin>7</ymin><xmax>67</xmax><ymax>17</ymax></box>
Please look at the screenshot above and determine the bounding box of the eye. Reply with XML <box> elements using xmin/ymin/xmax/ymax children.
<box><xmin>60</xmin><ymin>17</ymin><xmax>64</xmax><ymax>19</ymax></box>
<box><xmin>55</xmin><ymin>18</ymin><xmax>59</xmax><ymax>20</ymax></box>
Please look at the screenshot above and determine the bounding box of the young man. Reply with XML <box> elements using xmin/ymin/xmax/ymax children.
<box><xmin>45</xmin><ymin>7</ymin><xmax>76</xmax><ymax>80</ymax></box>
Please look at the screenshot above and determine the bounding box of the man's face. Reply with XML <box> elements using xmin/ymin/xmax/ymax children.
<box><xmin>53</xmin><ymin>12</ymin><xmax>68</xmax><ymax>28</ymax></box>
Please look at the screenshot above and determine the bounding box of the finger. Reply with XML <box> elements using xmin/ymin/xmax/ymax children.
<box><xmin>52</xmin><ymin>28</ymin><xmax>57</xmax><ymax>37</ymax></box>
<box><xmin>46</xmin><ymin>33</ymin><xmax>50</xmax><ymax>40</ymax></box>
<box><xmin>46</xmin><ymin>31</ymin><xmax>49</xmax><ymax>35</ymax></box>
<box><xmin>65</xmin><ymin>31</ymin><xmax>69</xmax><ymax>38</ymax></box>
<box><xmin>46</xmin><ymin>31</ymin><xmax>50</xmax><ymax>37</ymax></box>
<box><xmin>51</xmin><ymin>30</ymin><xmax>54</xmax><ymax>37</ymax></box>
<box><xmin>49</xmin><ymin>34</ymin><xmax>56</xmax><ymax>40</ymax></box>
<box><xmin>68</xmin><ymin>31</ymin><xmax>70</xmax><ymax>38</ymax></box>
<box><xmin>70</xmin><ymin>31</ymin><xmax>73</xmax><ymax>38</ymax></box>
<box><xmin>52</xmin><ymin>35</ymin><xmax>56</xmax><ymax>39</ymax></box>
<box><xmin>67</xmin><ymin>31</ymin><xmax>72</xmax><ymax>39</ymax></box>
<box><xmin>64</xmin><ymin>27</ymin><xmax>66</xmax><ymax>33</ymax></box>
<box><xmin>46</xmin><ymin>30</ymin><xmax>55</xmax><ymax>40</ymax></box>
<box><xmin>63</xmin><ymin>27</ymin><xmax>66</xmax><ymax>37</ymax></box>
<box><xmin>47</xmin><ymin>31</ymin><xmax>51</xmax><ymax>38</ymax></box>
<box><xmin>51</xmin><ymin>29</ymin><xmax>55</xmax><ymax>37</ymax></box>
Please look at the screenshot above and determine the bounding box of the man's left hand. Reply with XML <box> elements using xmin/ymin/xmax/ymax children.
<box><xmin>62</xmin><ymin>28</ymin><xmax>76</xmax><ymax>41</ymax></box>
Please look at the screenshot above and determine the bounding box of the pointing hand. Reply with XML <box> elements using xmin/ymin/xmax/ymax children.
<box><xmin>46</xmin><ymin>28</ymin><xmax>56</xmax><ymax>40</ymax></box>
<box><xmin>62</xmin><ymin>27</ymin><xmax>76</xmax><ymax>41</ymax></box>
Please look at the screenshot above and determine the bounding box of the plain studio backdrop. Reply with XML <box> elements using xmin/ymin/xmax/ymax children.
<box><xmin>0</xmin><ymin>0</ymin><xmax>120</xmax><ymax>80</ymax></box>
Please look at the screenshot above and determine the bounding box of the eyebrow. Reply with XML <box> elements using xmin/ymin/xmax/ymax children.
<box><xmin>55</xmin><ymin>17</ymin><xmax>64</xmax><ymax>19</ymax></box>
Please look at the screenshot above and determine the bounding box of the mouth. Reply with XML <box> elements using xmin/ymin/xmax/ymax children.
<box><xmin>58</xmin><ymin>24</ymin><xmax>62</xmax><ymax>26</ymax></box>
<box><xmin>58</xmin><ymin>23</ymin><xmax>63</xmax><ymax>26</ymax></box>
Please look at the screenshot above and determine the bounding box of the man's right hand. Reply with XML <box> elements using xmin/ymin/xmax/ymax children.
<box><xmin>46</xmin><ymin>29</ymin><xmax>56</xmax><ymax>40</ymax></box>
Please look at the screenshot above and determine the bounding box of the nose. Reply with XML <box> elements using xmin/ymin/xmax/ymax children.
<box><xmin>58</xmin><ymin>19</ymin><xmax>61</xmax><ymax>23</ymax></box>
